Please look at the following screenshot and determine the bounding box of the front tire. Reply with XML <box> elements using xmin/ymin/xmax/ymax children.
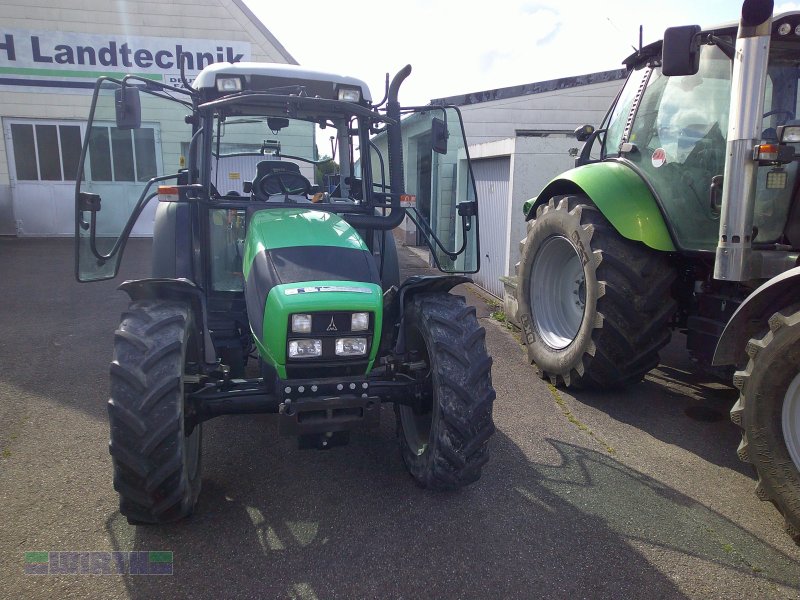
<box><xmin>516</xmin><ymin>195</ymin><xmax>676</xmax><ymax>388</ymax></box>
<box><xmin>732</xmin><ymin>308</ymin><xmax>800</xmax><ymax>544</ymax></box>
<box><xmin>108</xmin><ymin>300</ymin><xmax>202</xmax><ymax>524</ymax></box>
<box><xmin>397</xmin><ymin>293</ymin><xmax>496</xmax><ymax>490</ymax></box>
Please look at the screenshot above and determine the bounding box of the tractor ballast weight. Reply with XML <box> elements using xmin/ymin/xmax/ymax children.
<box><xmin>74</xmin><ymin>61</ymin><xmax>495</xmax><ymax>523</ymax></box>
<box><xmin>514</xmin><ymin>0</ymin><xmax>800</xmax><ymax>543</ymax></box>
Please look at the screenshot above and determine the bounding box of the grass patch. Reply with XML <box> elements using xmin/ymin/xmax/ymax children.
<box><xmin>547</xmin><ymin>383</ymin><xmax>616</xmax><ymax>455</ymax></box>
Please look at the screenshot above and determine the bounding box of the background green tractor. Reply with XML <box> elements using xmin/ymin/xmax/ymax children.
<box><xmin>514</xmin><ymin>0</ymin><xmax>800</xmax><ymax>543</ymax></box>
<box><xmin>75</xmin><ymin>61</ymin><xmax>495</xmax><ymax>523</ymax></box>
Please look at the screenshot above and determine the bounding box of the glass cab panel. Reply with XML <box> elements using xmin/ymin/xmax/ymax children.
<box><xmin>624</xmin><ymin>44</ymin><xmax>731</xmax><ymax>251</ymax></box>
<box><xmin>372</xmin><ymin>106</ymin><xmax>479</xmax><ymax>273</ymax></box>
<box><xmin>75</xmin><ymin>79</ymin><xmax>192</xmax><ymax>281</ymax></box>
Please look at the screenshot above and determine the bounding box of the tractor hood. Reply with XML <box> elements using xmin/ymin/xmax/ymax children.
<box><xmin>242</xmin><ymin>208</ymin><xmax>382</xmax><ymax>376</ymax></box>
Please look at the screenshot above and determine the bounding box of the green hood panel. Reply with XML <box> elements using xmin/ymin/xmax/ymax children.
<box><xmin>243</xmin><ymin>208</ymin><xmax>369</xmax><ymax>279</ymax></box>
<box><xmin>254</xmin><ymin>281</ymin><xmax>384</xmax><ymax>378</ymax></box>
<box><xmin>525</xmin><ymin>162</ymin><xmax>676</xmax><ymax>252</ymax></box>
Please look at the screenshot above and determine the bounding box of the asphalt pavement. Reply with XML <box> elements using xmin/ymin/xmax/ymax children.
<box><xmin>1</xmin><ymin>237</ymin><xmax>799</xmax><ymax>599</ymax></box>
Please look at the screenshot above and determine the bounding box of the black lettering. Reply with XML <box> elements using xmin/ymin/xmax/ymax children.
<box><xmin>76</xmin><ymin>46</ymin><xmax>96</xmax><ymax>65</ymax></box>
<box><xmin>176</xmin><ymin>45</ymin><xmax>192</xmax><ymax>70</ymax></box>
<box><xmin>133</xmin><ymin>48</ymin><xmax>152</xmax><ymax>68</ymax></box>
<box><xmin>31</xmin><ymin>36</ymin><xmax>53</xmax><ymax>63</ymax></box>
<box><xmin>226</xmin><ymin>47</ymin><xmax>244</xmax><ymax>63</ymax></box>
<box><xmin>0</xmin><ymin>34</ymin><xmax>15</xmax><ymax>61</ymax></box>
<box><xmin>195</xmin><ymin>51</ymin><xmax>213</xmax><ymax>69</ymax></box>
<box><xmin>119</xmin><ymin>42</ymin><xmax>132</xmax><ymax>67</ymax></box>
<box><xmin>53</xmin><ymin>44</ymin><xmax>74</xmax><ymax>65</ymax></box>
<box><xmin>154</xmin><ymin>50</ymin><xmax>173</xmax><ymax>69</ymax></box>
<box><xmin>216</xmin><ymin>46</ymin><xmax>223</xmax><ymax>62</ymax></box>
<box><xmin>98</xmin><ymin>41</ymin><xmax>117</xmax><ymax>66</ymax></box>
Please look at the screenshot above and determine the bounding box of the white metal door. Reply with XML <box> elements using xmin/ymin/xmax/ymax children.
<box><xmin>472</xmin><ymin>157</ymin><xmax>511</xmax><ymax>298</ymax></box>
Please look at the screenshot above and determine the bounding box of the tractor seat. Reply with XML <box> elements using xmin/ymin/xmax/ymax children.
<box><xmin>251</xmin><ymin>160</ymin><xmax>311</xmax><ymax>201</ymax></box>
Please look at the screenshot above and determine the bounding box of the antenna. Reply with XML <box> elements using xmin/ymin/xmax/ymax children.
<box><xmin>606</xmin><ymin>17</ymin><xmax>638</xmax><ymax>53</ymax></box>
<box><xmin>639</xmin><ymin>25</ymin><xmax>643</xmax><ymax>52</ymax></box>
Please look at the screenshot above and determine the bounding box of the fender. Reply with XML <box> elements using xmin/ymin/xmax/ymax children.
<box><xmin>713</xmin><ymin>266</ymin><xmax>800</xmax><ymax>366</ymax></box>
<box><xmin>118</xmin><ymin>278</ymin><xmax>216</xmax><ymax>366</ymax></box>
<box><xmin>386</xmin><ymin>275</ymin><xmax>472</xmax><ymax>354</ymax></box>
<box><xmin>523</xmin><ymin>162</ymin><xmax>676</xmax><ymax>252</ymax></box>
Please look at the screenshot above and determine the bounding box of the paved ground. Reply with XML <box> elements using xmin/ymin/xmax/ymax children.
<box><xmin>1</xmin><ymin>237</ymin><xmax>799</xmax><ymax>599</ymax></box>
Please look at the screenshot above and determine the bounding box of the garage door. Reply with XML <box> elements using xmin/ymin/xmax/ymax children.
<box><xmin>472</xmin><ymin>157</ymin><xmax>510</xmax><ymax>298</ymax></box>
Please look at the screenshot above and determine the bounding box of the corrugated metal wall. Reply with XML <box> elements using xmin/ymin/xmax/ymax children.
<box><xmin>472</xmin><ymin>157</ymin><xmax>510</xmax><ymax>298</ymax></box>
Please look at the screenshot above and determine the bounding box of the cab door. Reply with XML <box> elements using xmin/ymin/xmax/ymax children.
<box><xmin>397</xmin><ymin>105</ymin><xmax>480</xmax><ymax>273</ymax></box>
<box><xmin>74</xmin><ymin>77</ymin><xmax>192</xmax><ymax>281</ymax></box>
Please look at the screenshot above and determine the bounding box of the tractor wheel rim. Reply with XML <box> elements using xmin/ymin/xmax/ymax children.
<box><xmin>530</xmin><ymin>235</ymin><xmax>586</xmax><ymax>350</ymax></box>
<box><xmin>783</xmin><ymin>371</ymin><xmax>800</xmax><ymax>471</ymax></box>
<box><xmin>400</xmin><ymin>404</ymin><xmax>432</xmax><ymax>456</ymax></box>
<box><xmin>186</xmin><ymin>422</ymin><xmax>200</xmax><ymax>479</ymax></box>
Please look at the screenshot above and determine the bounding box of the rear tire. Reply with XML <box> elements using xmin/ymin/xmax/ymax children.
<box><xmin>516</xmin><ymin>195</ymin><xmax>676</xmax><ymax>388</ymax></box>
<box><xmin>108</xmin><ymin>300</ymin><xmax>202</xmax><ymax>524</ymax></box>
<box><xmin>397</xmin><ymin>293</ymin><xmax>496</xmax><ymax>490</ymax></box>
<box><xmin>732</xmin><ymin>308</ymin><xmax>800</xmax><ymax>545</ymax></box>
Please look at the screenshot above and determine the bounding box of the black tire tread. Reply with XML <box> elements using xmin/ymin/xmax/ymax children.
<box><xmin>732</xmin><ymin>309</ymin><xmax>800</xmax><ymax>545</ymax></box>
<box><xmin>519</xmin><ymin>196</ymin><xmax>676</xmax><ymax>389</ymax></box>
<box><xmin>398</xmin><ymin>293</ymin><xmax>496</xmax><ymax>490</ymax></box>
<box><xmin>108</xmin><ymin>300</ymin><xmax>201</xmax><ymax>524</ymax></box>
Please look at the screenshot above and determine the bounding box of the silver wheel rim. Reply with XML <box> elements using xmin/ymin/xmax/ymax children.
<box><xmin>783</xmin><ymin>371</ymin><xmax>800</xmax><ymax>471</ymax></box>
<box><xmin>399</xmin><ymin>405</ymin><xmax>431</xmax><ymax>456</ymax></box>
<box><xmin>530</xmin><ymin>235</ymin><xmax>586</xmax><ymax>350</ymax></box>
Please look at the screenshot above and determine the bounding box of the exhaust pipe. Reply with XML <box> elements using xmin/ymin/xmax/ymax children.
<box><xmin>714</xmin><ymin>0</ymin><xmax>774</xmax><ymax>282</ymax></box>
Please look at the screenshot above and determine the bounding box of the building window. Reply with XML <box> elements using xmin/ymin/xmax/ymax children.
<box><xmin>9</xmin><ymin>123</ymin><xmax>83</xmax><ymax>181</ymax></box>
<box><xmin>87</xmin><ymin>126</ymin><xmax>157</xmax><ymax>182</ymax></box>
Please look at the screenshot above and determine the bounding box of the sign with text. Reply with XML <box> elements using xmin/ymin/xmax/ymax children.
<box><xmin>0</xmin><ymin>29</ymin><xmax>251</xmax><ymax>89</ymax></box>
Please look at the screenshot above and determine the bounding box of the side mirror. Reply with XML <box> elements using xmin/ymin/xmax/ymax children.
<box><xmin>115</xmin><ymin>85</ymin><xmax>141</xmax><ymax>130</ymax></box>
<box><xmin>267</xmin><ymin>117</ymin><xmax>289</xmax><ymax>132</ymax></box>
<box><xmin>662</xmin><ymin>25</ymin><xmax>701</xmax><ymax>76</ymax></box>
<box><xmin>574</xmin><ymin>124</ymin><xmax>595</xmax><ymax>142</ymax></box>
<box><xmin>432</xmin><ymin>117</ymin><xmax>448</xmax><ymax>154</ymax></box>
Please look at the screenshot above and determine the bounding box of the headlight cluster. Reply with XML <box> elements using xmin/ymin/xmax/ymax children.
<box><xmin>288</xmin><ymin>312</ymin><xmax>371</xmax><ymax>359</ymax></box>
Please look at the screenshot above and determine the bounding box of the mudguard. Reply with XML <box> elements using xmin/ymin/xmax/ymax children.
<box><xmin>387</xmin><ymin>275</ymin><xmax>472</xmax><ymax>354</ymax></box>
<box><xmin>523</xmin><ymin>162</ymin><xmax>676</xmax><ymax>252</ymax></box>
<box><xmin>713</xmin><ymin>266</ymin><xmax>800</xmax><ymax>366</ymax></box>
<box><xmin>118</xmin><ymin>278</ymin><xmax>215</xmax><ymax>365</ymax></box>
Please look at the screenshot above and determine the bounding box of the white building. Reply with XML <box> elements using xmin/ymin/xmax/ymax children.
<box><xmin>0</xmin><ymin>0</ymin><xmax>296</xmax><ymax>236</ymax></box>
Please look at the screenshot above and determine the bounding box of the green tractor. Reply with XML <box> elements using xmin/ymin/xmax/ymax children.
<box><xmin>515</xmin><ymin>0</ymin><xmax>800</xmax><ymax>542</ymax></box>
<box><xmin>74</xmin><ymin>61</ymin><xmax>495</xmax><ymax>523</ymax></box>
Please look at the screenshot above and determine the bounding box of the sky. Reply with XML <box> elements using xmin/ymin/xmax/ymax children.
<box><xmin>244</xmin><ymin>1</ymin><xmax>800</xmax><ymax>108</ymax></box>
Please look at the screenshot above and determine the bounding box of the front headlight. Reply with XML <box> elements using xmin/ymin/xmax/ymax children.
<box><xmin>335</xmin><ymin>337</ymin><xmax>367</xmax><ymax>356</ymax></box>
<box><xmin>288</xmin><ymin>339</ymin><xmax>322</xmax><ymax>358</ymax></box>
<box><xmin>351</xmin><ymin>312</ymin><xmax>369</xmax><ymax>332</ymax></box>
<box><xmin>291</xmin><ymin>314</ymin><xmax>312</xmax><ymax>333</ymax></box>
<box><xmin>216</xmin><ymin>76</ymin><xmax>243</xmax><ymax>92</ymax></box>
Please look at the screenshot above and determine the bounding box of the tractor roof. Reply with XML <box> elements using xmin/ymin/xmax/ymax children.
<box><xmin>624</xmin><ymin>10</ymin><xmax>800</xmax><ymax>69</ymax></box>
<box><xmin>193</xmin><ymin>62</ymin><xmax>373</xmax><ymax>103</ymax></box>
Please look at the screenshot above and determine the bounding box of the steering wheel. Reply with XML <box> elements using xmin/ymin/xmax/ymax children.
<box><xmin>258</xmin><ymin>172</ymin><xmax>311</xmax><ymax>197</ymax></box>
<box><xmin>763</xmin><ymin>109</ymin><xmax>795</xmax><ymax>123</ymax></box>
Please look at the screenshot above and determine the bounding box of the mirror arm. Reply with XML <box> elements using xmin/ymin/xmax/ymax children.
<box><xmin>405</xmin><ymin>207</ymin><xmax>468</xmax><ymax>261</ymax></box>
<box><xmin>85</xmin><ymin>174</ymin><xmax>179</xmax><ymax>262</ymax></box>
<box><xmin>706</xmin><ymin>34</ymin><xmax>735</xmax><ymax>61</ymax></box>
